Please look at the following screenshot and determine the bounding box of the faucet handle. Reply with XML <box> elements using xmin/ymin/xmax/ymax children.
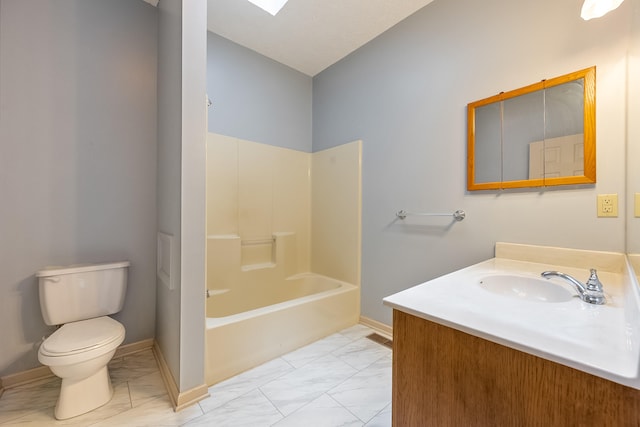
<box><xmin>585</xmin><ymin>268</ymin><xmax>603</xmax><ymax>292</ymax></box>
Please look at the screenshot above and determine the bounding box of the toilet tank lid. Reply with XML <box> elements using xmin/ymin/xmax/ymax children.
<box><xmin>36</xmin><ymin>261</ymin><xmax>130</xmax><ymax>277</ymax></box>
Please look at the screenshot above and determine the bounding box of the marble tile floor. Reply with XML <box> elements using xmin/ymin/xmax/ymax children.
<box><xmin>0</xmin><ymin>324</ymin><xmax>392</xmax><ymax>426</ymax></box>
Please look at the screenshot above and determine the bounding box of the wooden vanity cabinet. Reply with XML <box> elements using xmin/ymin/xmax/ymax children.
<box><xmin>392</xmin><ymin>309</ymin><xmax>640</xmax><ymax>426</ymax></box>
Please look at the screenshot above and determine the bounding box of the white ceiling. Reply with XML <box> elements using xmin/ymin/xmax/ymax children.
<box><xmin>206</xmin><ymin>0</ymin><xmax>435</xmax><ymax>76</ymax></box>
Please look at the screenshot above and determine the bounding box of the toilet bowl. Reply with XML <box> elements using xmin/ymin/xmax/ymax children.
<box><xmin>38</xmin><ymin>316</ymin><xmax>125</xmax><ymax>419</ymax></box>
<box><xmin>36</xmin><ymin>261</ymin><xmax>129</xmax><ymax>420</ymax></box>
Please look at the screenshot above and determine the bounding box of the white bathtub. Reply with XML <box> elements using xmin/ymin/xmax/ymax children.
<box><xmin>205</xmin><ymin>273</ymin><xmax>359</xmax><ymax>385</ymax></box>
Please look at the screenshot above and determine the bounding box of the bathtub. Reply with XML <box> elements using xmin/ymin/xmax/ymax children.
<box><xmin>204</xmin><ymin>273</ymin><xmax>359</xmax><ymax>385</ymax></box>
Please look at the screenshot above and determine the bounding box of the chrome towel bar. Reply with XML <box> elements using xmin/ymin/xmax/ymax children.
<box><xmin>396</xmin><ymin>209</ymin><xmax>466</xmax><ymax>222</ymax></box>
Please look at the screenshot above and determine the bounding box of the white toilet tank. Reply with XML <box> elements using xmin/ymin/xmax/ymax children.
<box><xmin>37</xmin><ymin>261</ymin><xmax>130</xmax><ymax>326</ymax></box>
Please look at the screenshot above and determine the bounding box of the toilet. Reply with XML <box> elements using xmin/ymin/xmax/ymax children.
<box><xmin>36</xmin><ymin>261</ymin><xmax>129</xmax><ymax>420</ymax></box>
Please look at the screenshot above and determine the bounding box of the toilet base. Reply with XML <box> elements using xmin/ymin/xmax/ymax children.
<box><xmin>54</xmin><ymin>365</ymin><xmax>114</xmax><ymax>420</ymax></box>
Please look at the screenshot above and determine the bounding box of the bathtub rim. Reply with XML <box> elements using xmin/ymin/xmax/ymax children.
<box><xmin>206</xmin><ymin>272</ymin><xmax>358</xmax><ymax>328</ymax></box>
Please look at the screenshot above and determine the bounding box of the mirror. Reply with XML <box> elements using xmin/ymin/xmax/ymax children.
<box><xmin>467</xmin><ymin>67</ymin><xmax>596</xmax><ymax>191</ymax></box>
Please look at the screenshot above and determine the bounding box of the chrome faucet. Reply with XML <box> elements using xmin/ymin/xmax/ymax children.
<box><xmin>541</xmin><ymin>268</ymin><xmax>606</xmax><ymax>305</ymax></box>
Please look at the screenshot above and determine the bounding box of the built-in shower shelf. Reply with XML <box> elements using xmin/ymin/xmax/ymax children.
<box><xmin>241</xmin><ymin>262</ymin><xmax>276</xmax><ymax>272</ymax></box>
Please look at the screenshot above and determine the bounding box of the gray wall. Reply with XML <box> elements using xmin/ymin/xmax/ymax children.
<box><xmin>313</xmin><ymin>0</ymin><xmax>632</xmax><ymax>325</ymax></box>
<box><xmin>207</xmin><ymin>32</ymin><xmax>312</xmax><ymax>152</ymax></box>
<box><xmin>156</xmin><ymin>0</ymin><xmax>183</xmax><ymax>385</ymax></box>
<box><xmin>178</xmin><ymin>0</ymin><xmax>207</xmax><ymax>392</ymax></box>
<box><xmin>0</xmin><ymin>0</ymin><xmax>157</xmax><ymax>376</ymax></box>
<box><xmin>156</xmin><ymin>0</ymin><xmax>207</xmax><ymax>391</ymax></box>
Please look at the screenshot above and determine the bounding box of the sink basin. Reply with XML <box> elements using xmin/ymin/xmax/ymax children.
<box><xmin>479</xmin><ymin>274</ymin><xmax>574</xmax><ymax>303</ymax></box>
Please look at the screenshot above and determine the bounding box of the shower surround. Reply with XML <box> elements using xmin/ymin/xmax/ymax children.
<box><xmin>204</xmin><ymin>133</ymin><xmax>361</xmax><ymax>385</ymax></box>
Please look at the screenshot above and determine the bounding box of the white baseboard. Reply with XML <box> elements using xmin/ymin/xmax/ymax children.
<box><xmin>114</xmin><ymin>338</ymin><xmax>154</xmax><ymax>358</ymax></box>
<box><xmin>152</xmin><ymin>341</ymin><xmax>209</xmax><ymax>411</ymax></box>
<box><xmin>359</xmin><ymin>316</ymin><xmax>393</xmax><ymax>340</ymax></box>
<box><xmin>2</xmin><ymin>338</ymin><xmax>208</xmax><ymax>413</ymax></box>
<box><xmin>1</xmin><ymin>338</ymin><xmax>155</xmax><ymax>391</ymax></box>
<box><xmin>0</xmin><ymin>364</ymin><xmax>53</xmax><ymax>391</ymax></box>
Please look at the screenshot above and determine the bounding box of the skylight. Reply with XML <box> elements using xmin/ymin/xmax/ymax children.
<box><xmin>246</xmin><ymin>0</ymin><xmax>289</xmax><ymax>16</ymax></box>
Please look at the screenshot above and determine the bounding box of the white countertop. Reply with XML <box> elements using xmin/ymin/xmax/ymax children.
<box><xmin>383</xmin><ymin>243</ymin><xmax>640</xmax><ymax>389</ymax></box>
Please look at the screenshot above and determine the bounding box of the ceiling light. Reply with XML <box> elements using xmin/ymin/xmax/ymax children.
<box><xmin>246</xmin><ymin>0</ymin><xmax>289</xmax><ymax>16</ymax></box>
<box><xmin>581</xmin><ymin>0</ymin><xmax>625</xmax><ymax>20</ymax></box>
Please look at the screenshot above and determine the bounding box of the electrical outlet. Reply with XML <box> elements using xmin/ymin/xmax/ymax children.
<box><xmin>597</xmin><ymin>194</ymin><xmax>618</xmax><ymax>217</ymax></box>
<box><xmin>635</xmin><ymin>193</ymin><xmax>640</xmax><ymax>218</ymax></box>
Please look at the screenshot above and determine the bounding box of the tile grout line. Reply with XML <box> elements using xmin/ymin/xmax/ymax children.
<box><xmin>324</xmin><ymin>392</ymin><xmax>366</xmax><ymax>424</ymax></box>
<box><xmin>256</xmin><ymin>387</ymin><xmax>286</xmax><ymax>425</ymax></box>
<box><xmin>256</xmin><ymin>328</ymin><xmax>381</xmax><ymax>423</ymax></box>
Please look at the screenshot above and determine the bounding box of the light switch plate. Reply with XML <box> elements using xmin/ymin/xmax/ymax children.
<box><xmin>597</xmin><ymin>194</ymin><xmax>618</xmax><ymax>217</ymax></box>
<box><xmin>635</xmin><ymin>193</ymin><xmax>640</xmax><ymax>218</ymax></box>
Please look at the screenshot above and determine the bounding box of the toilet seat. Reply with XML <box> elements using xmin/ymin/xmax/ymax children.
<box><xmin>39</xmin><ymin>316</ymin><xmax>125</xmax><ymax>367</ymax></box>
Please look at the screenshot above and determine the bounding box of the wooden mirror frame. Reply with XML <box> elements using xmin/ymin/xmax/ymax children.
<box><xmin>467</xmin><ymin>67</ymin><xmax>596</xmax><ymax>191</ymax></box>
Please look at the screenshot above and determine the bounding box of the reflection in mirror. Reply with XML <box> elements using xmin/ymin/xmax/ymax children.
<box><xmin>530</xmin><ymin>79</ymin><xmax>585</xmax><ymax>179</ymax></box>
<box><xmin>503</xmin><ymin>90</ymin><xmax>544</xmax><ymax>182</ymax></box>
<box><xmin>474</xmin><ymin>103</ymin><xmax>501</xmax><ymax>184</ymax></box>
<box><xmin>467</xmin><ymin>67</ymin><xmax>595</xmax><ymax>191</ymax></box>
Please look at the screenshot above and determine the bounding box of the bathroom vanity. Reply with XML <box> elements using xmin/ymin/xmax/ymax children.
<box><xmin>384</xmin><ymin>243</ymin><xmax>640</xmax><ymax>426</ymax></box>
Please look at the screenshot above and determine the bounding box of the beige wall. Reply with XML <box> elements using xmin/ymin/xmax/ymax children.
<box><xmin>206</xmin><ymin>133</ymin><xmax>311</xmax><ymax>274</ymax></box>
<box><xmin>206</xmin><ymin>133</ymin><xmax>361</xmax><ymax>288</ymax></box>
<box><xmin>311</xmin><ymin>141</ymin><xmax>363</xmax><ymax>286</ymax></box>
